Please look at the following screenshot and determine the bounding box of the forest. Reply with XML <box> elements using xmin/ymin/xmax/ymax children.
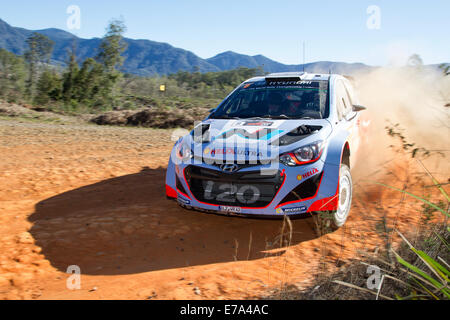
<box><xmin>0</xmin><ymin>19</ymin><xmax>262</xmax><ymax>118</ymax></box>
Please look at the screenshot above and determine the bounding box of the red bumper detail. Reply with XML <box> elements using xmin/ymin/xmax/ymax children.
<box><xmin>308</xmin><ymin>194</ymin><xmax>338</xmax><ymax>212</ymax></box>
<box><xmin>166</xmin><ymin>185</ymin><xmax>177</xmax><ymax>198</ymax></box>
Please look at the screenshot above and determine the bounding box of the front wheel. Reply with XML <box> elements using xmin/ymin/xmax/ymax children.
<box><xmin>333</xmin><ymin>164</ymin><xmax>353</xmax><ymax>228</ymax></box>
<box><xmin>314</xmin><ymin>164</ymin><xmax>353</xmax><ymax>234</ymax></box>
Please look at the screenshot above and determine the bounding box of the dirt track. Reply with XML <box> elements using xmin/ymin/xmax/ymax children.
<box><xmin>0</xmin><ymin>118</ymin><xmax>447</xmax><ymax>300</ymax></box>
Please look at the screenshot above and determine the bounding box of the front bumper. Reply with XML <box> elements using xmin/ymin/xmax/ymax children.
<box><xmin>170</xmin><ymin>159</ymin><xmax>339</xmax><ymax>217</ymax></box>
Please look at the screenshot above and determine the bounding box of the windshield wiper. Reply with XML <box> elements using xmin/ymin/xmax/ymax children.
<box><xmin>258</xmin><ymin>114</ymin><xmax>293</xmax><ymax>120</ymax></box>
<box><xmin>245</xmin><ymin>116</ymin><xmax>270</xmax><ymax>120</ymax></box>
<box><xmin>212</xmin><ymin>115</ymin><xmax>241</xmax><ymax>120</ymax></box>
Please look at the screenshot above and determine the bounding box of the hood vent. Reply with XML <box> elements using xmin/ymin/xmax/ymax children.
<box><xmin>271</xmin><ymin>125</ymin><xmax>322</xmax><ymax>146</ymax></box>
<box><xmin>192</xmin><ymin>123</ymin><xmax>211</xmax><ymax>143</ymax></box>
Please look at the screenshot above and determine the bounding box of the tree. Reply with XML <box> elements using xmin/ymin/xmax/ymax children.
<box><xmin>73</xmin><ymin>58</ymin><xmax>104</xmax><ymax>105</ymax></box>
<box><xmin>96</xmin><ymin>19</ymin><xmax>127</xmax><ymax>72</ymax></box>
<box><xmin>34</xmin><ymin>70</ymin><xmax>61</xmax><ymax>105</ymax></box>
<box><xmin>407</xmin><ymin>54</ymin><xmax>423</xmax><ymax>67</ymax></box>
<box><xmin>24</xmin><ymin>33</ymin><xmax>54</xmax><ymax>98</ymax></box>
<box><xmin>95</xmin><ymin>19</ymin><xmax>127</xmax><ymax>107</ymax></box>
<box><xmin>62</xmin><ymin>41</ymin><xmax>80</xmax><ymax>102</ymax></box>
<box><xmin>0</xmin><ymin>49</ymin><xmax>26</xmax><ymax>102</ymax></box>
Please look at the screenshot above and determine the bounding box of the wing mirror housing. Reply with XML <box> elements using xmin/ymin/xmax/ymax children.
<box><xmin>352</xmin><ymin>104</ymin><xmax>366</xmax><ymax>112</ymax></box>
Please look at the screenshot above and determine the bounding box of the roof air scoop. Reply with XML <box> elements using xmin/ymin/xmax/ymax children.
<box><xmin>265</xmin><ymin>72</ymin><xmax>306</xmax><ymax>83</ymax></box>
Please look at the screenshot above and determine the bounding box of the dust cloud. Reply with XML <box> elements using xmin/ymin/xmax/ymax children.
<box><xmin>351</xmin><ymin>66</ymin><xmax>450</xmax><ymax>179</ymax></box>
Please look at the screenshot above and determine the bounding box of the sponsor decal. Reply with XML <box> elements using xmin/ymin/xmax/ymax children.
<box><xmin>297</xmin><ymin>168</ymin><xmax>319</xmax><ymax>180</ymax></box>
<box><xmin>203</xmin><ymin>147</ymin><xmax>211</xmax><ymax>155</ymax></box>
<box><xmin>266</xmin><ymin>80</ymin><xmax>316</xmax><ymax>87</ymax></box>
<box><xmin>243</xmin><ymin>83</ymin><xmax>252</xmax><ymax>89</ymax></box>
<box><xmin>277</xmin><ymin>206</ymin><xmax>307</xmax><ymax>214</ymax></box>
<box><xmin>219</xmin><ymin>206</ymin><xmax>242</xmax><ymax>213</ymax></box>
<box><xmin>218</xmin><ymin>128</ymin><xmax>283</xmax><ymax>141</ymax></box>
<box><xmin>210</xmin><ymin>148</ymin><xmax>234</xmax><ymax>155</ymax></box>
<box><xmin>177</xmin><ymin>196</ymin><xmax>191</xmax><ymax>205</ymax></box>
<box><xmin>209</xmin><ymin>148</ymin><xmax>263</xmax><ymax>157</ymax></box>
<box><xmin>232</xmin><ymin>120</ymin><xmax>274</xmax><ymax>127</ymax></box>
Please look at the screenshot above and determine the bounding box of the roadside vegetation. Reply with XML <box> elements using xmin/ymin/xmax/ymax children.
<box><xmin>267</xmin><ymin>222</ymin><xmax>448</xmax><ymax>300</ymax></box>
<box><xmin>264</xmin><ymin>124</ymin><xmax>449</xmax><ymax>300</ymax></box>
<box><xmin>0</xmin><ymin>19</ymin><xmax>262</xmax><ymax>128</ymax></box>
<box><xmin>1</xmin><ymin>18</ymin><xmax>447</xmax><ymax>129</ymax></box>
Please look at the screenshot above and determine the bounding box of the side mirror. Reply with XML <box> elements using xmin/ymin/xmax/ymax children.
<box><xmin>352</xmin><ymin>104</ymin><xmax>366</xmax><ymax>112</ymax></box>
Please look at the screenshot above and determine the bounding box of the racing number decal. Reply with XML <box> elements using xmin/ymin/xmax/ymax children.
<box><xmin>204</xmin><ymin>181</ymin><xmax>215</xmax><ymax>200</ymax></box>
<box><xmin>217</xmin><ymin>184</ymin><xmax>238</xmax><ymax>202</ymax></box>
<box><xmin>237</xmin><ymin>185</ymin><xmax>260</xmax><ymax>204</ymax></box>
<box><xmin>204</xmin><ymin>182</ymin><xmax>260</xmax><ymax>204</ymax></box>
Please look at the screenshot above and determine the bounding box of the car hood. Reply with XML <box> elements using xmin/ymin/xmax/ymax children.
<box><xmin>187</xmin><ymin>119</ymin><xmax>332</xmax><ymax>163</ymax></box>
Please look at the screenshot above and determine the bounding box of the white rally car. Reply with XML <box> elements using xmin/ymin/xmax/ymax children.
<box><xmin>166</xmin><ymin>72</ymin><xmax>367</xmax><ymax>229</ymax></box>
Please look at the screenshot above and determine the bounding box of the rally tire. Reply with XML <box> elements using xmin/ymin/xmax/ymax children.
<box><xmin>332</xmin><ymin>164</ymin><xmax>352</xmax><ymax>228</ymax></box>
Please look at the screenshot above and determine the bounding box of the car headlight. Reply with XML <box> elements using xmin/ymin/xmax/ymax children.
<box><xmin>176</xmin><ymin>143</ymin><xmax>193</xmax><ymax>162</ymax></box>
<box><xmin>279</xmin><ymin>141</ymin><xmax>324</xmax><ymax>166</ymax></box>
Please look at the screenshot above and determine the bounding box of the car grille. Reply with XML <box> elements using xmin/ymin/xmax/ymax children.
<box><xmin>184</xmin><ymin>165</ymin><xmax>285</xmax><ymax>208</ymax></box>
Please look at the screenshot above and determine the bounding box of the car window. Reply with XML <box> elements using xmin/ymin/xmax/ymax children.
<box><xmin>335</xmin><ymin>81</ymin><xmax>345</xmax><ymax>120</ymax></box>
<box><xmin>211</xmin><ymin>80</ymin><xmax>329</xmax><ymax>119</ymax></box>
<box><xmin>342</xmin><ymin>83</ymin><xmax>355</xmax><ymax>114</ymax></box>
<box><xmin>336</xmin><ymin>80</ymin><xmax>353</xmax><ymax>119</ymax></box>
<box><xmin>343</xmin><ymin>80</ymin><xmax>357</xmax><ymax>105</ymax></box>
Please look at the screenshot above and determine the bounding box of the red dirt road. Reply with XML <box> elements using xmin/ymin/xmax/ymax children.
<box><xmin>0</xmin><ymin>119</ymin><xmax>447</xmax><ymax>300</ymax></box>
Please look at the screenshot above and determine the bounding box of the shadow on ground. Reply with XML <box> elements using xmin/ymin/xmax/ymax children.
<box><xmin>28</xmin><ymin>167</ymin><xmax>318</xmax><ymax>275</ymax></box>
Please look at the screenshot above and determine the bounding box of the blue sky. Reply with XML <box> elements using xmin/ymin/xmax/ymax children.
<box><xmin>1</xmin><ymin>0</ymin><xmax>449</xmax><ymax>66</ymax></box>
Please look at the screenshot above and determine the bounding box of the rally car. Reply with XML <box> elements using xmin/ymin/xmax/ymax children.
<box><xmin>165</xmin><ymin>72</ymin><xmax>367</xmax><ymax>228</ymax></box>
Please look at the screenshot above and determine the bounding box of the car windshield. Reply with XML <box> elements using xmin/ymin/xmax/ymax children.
<box><xmin>211</xmin><ymin>80</ymin><xmax>329</xmax><ymax>120</ymax></box>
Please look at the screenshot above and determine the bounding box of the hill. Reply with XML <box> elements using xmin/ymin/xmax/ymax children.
<box><xmin>0</xmin><ymin>18</ymin><xmax>374</xmax><ymax>75</ymax></box>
